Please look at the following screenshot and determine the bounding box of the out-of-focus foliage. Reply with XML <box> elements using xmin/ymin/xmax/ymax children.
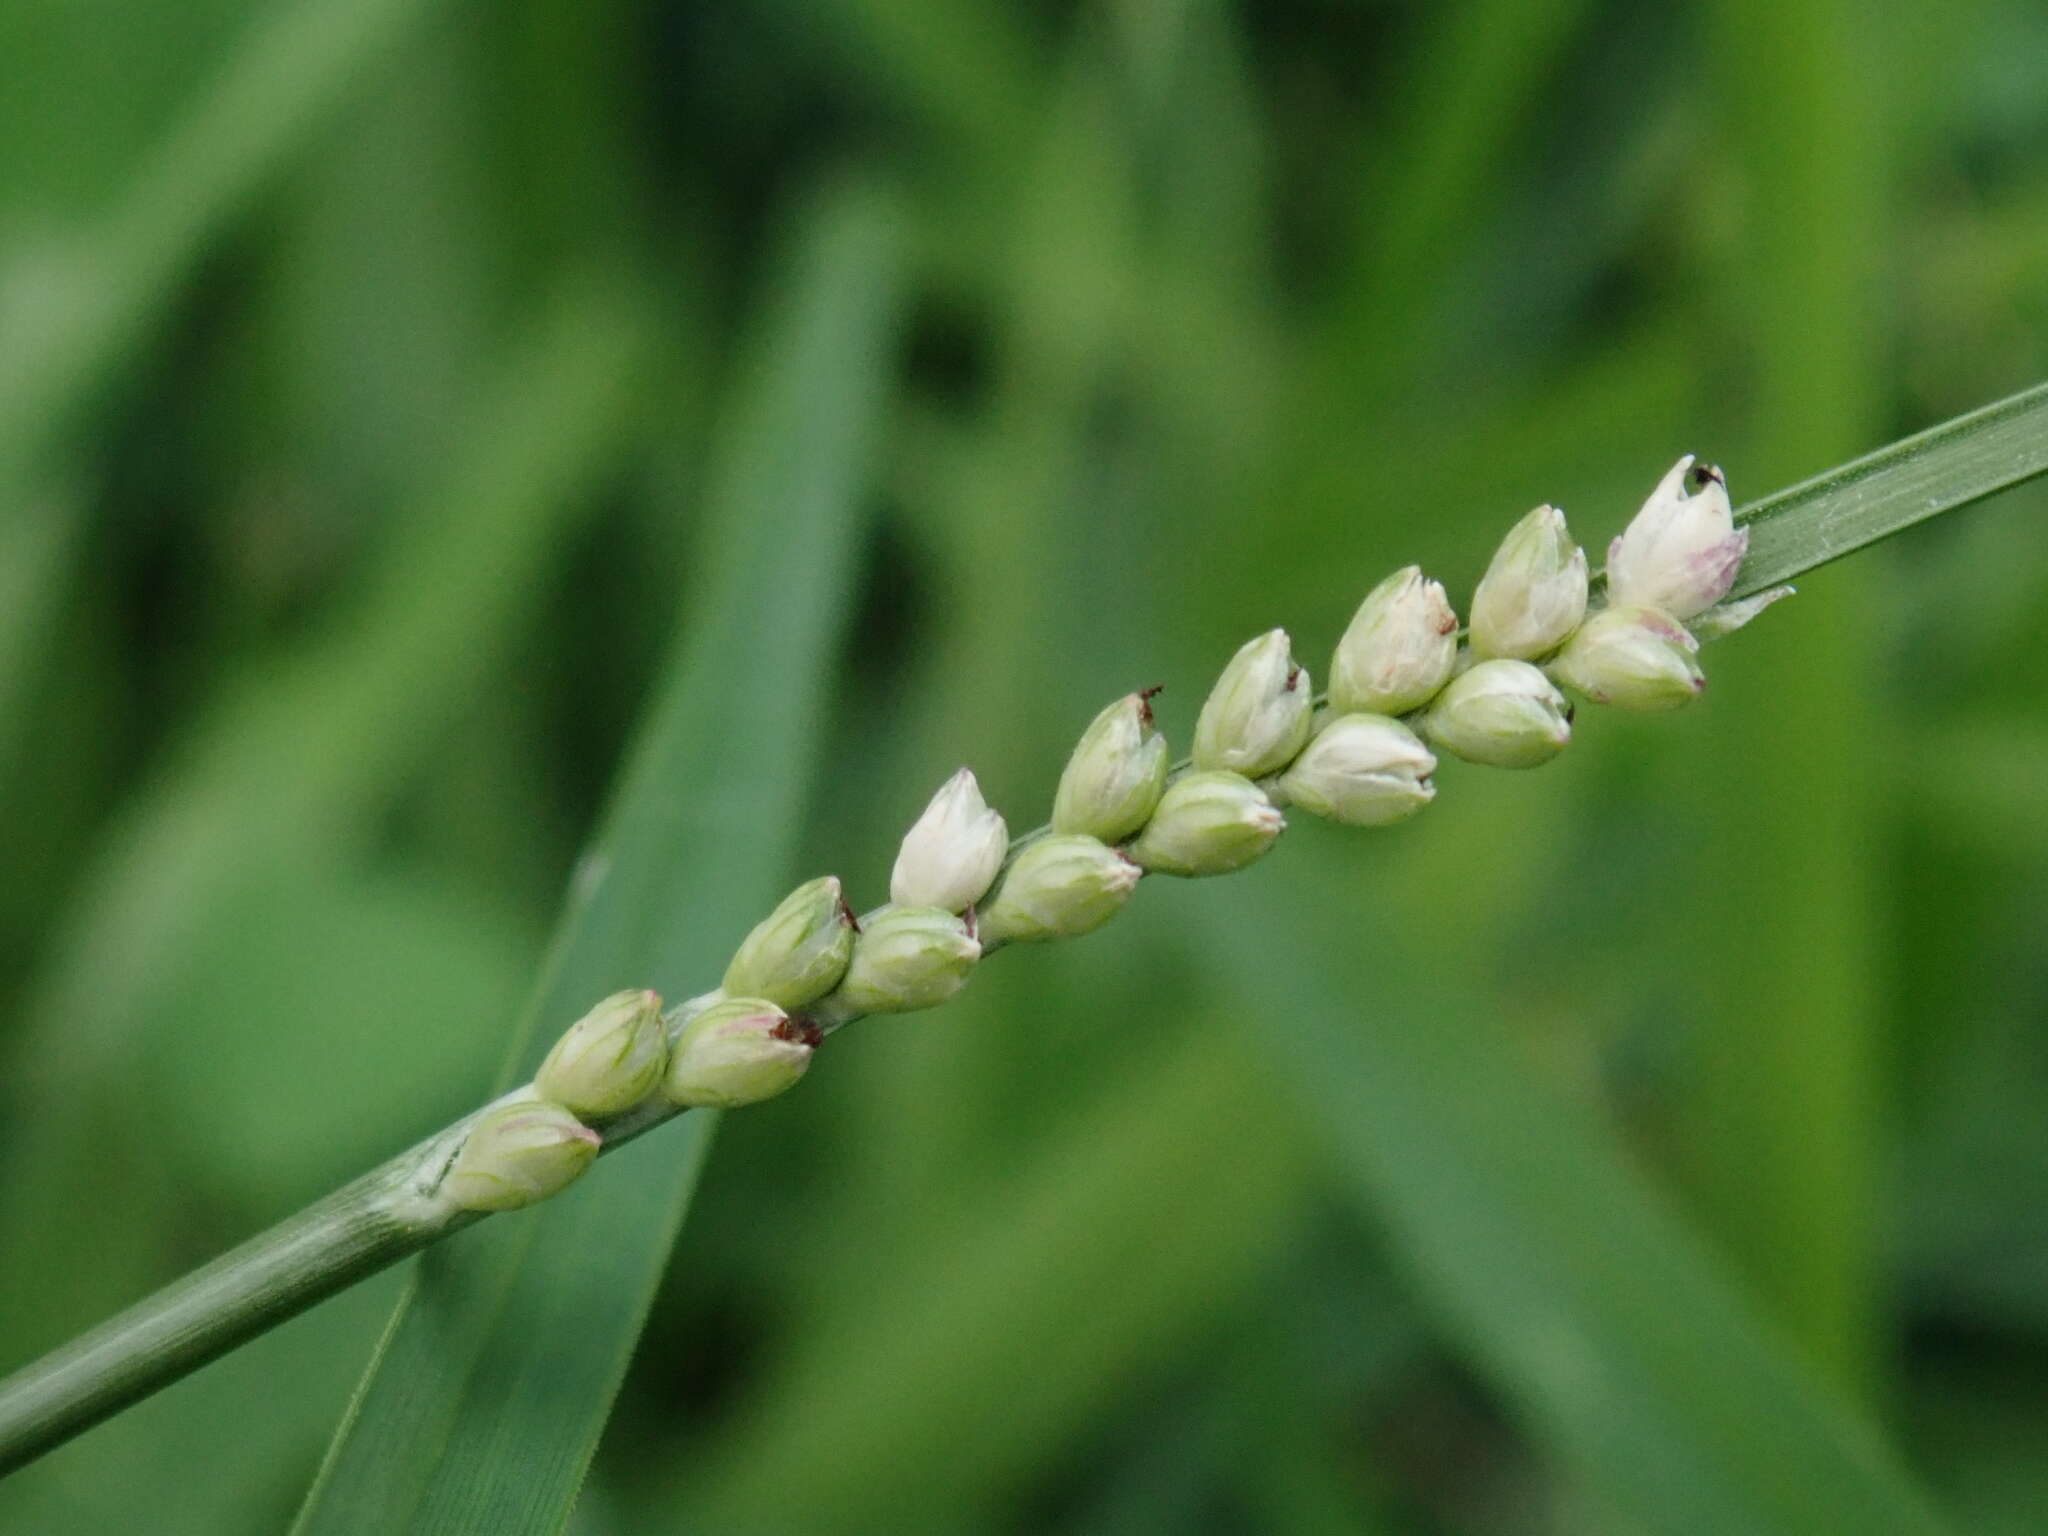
<box><xmin>3</xmin><ymin>0</ymin><xmax>2047</xmax><ymax>1531</ymax></box>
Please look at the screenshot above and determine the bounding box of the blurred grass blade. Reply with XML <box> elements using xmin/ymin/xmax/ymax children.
<box><xmin>665</xmin><ymin>1019</ymin><xmax>1308</xmax><ymax>1532</ymax></box>
<box><xmin>1733</xmin><ymin>380</ymin><xmax>2048</xmax><ymax>596</ymax></box>
<box><xmin>3</xmin><ymin>266</ymin><xmax>652</xmax><ymax>1076</ymax></box>
<box><xmin>1218</xmin><ymin>882</ymin><xmax>1951</xmax><ymax>1536</ymax></box>
<box><xmin>1325</xmin><ymin>0</ymin><xmax>1593</xmax><ymax>389</ymax></box>
<box><xmin>816</xmin><ymin>0</ymin><xmax>1040</xmax><ymax>168</ymax></box>
<box><xmin>0</xmin><ymin>486</ymin><xmax>84</xmax><ymax>775</ymax></box>
<box><xmin>0</xmin><ymin>266</ymin><xmax>652</xmax><ymax>1346</ymax></box>
<box><xmin>1685</xmin><ymin>0</ymin><xmax>1887</xmax><ymax>1405</ymax></box>
<box><xmin>0</xmin><ymin>0</ymin><xmax>437</xmax><ymax>490</ymax></box>
<box><xmin>291</xmin><ymin>180</ymin><xmax>903</xmax><ymax>1536</ymax></box>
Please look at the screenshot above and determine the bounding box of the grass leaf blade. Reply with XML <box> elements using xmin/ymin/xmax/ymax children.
<box><xmin>0</xmin><ymin>0</ymin><xmax>439</xmax><ymax>494</ymax></box>
<box><xmin>1217</xmin><ymin>872</ymin><xmax>1953</xmax><ymax>1536</ymax></box>
<box><xmin>1734</xmin><ymin>381</ymin><xmax>2048</xmax><ymax>596</ymax></box>
<box><xmin>291</xmin><ymin>181</ymin><xmax>904</xmax><ymax>1536</ymax></box>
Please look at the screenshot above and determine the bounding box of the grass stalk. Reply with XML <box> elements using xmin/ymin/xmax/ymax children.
<box><xmin>1</xmin><ymin>378</ymin><xmax>2044</xmax><ymax>1474</ymax></box>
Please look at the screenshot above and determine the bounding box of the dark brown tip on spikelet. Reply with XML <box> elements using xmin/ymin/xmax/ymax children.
<box><xmin>771</xmin><ymin>1016</ymin><xmax>824</xmax><ymax>1048</ymax></box>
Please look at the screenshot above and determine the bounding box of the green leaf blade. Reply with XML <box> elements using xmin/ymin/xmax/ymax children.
<box><xmin>1213</xmin><ymin>862</ymin><xmax>1953</xmax><ymax>1536</ymax></box>
<box><xmin>1733</xmin><ymin>380</ymin><xmax>2048</xmax><ymax>597</ymax></box>
<box><xmin>292</xmin><ymin>180</ymin><xmax>905</xmax><ymax>1536</ymax></box>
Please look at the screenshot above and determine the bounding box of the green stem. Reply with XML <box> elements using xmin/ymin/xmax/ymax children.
<box><xmin>0</xmin><ymin>1080</ymin><xmax>703</xmax><ymax>1475</ymax></box>
<box><xmin>0</xmin><ymin>1141</ymin><xmax>460</xmax><ymax>1476</ymax></box>
<box><xmin>2</xmin><ymin>378</ymin><xmax>2045</xmax><ymax>1474</ymax></box>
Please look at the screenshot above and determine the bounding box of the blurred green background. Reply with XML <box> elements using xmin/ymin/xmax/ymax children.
<box><xmin>4</xmin><ymin>0</ymin><xmax>2048</xmax><ymax>1531</ymax></box>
